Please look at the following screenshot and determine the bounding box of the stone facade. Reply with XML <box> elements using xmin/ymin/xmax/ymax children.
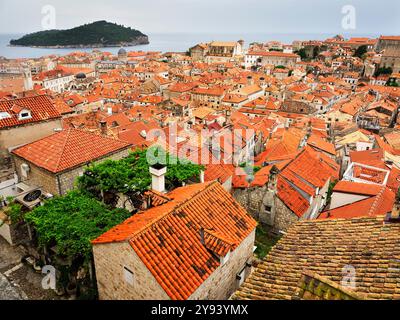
<box><xmin>0</xmin><ymin>119</ymin><xmax>62</xmax><ymax>159</ymax></box>
<box><xmin>233</xmin><ymin>186</ymin><xmax>301</xmax><ymax>233</ymax></box>
<box><xmin>189</xmin><ymin>231</ymin><xmax>255</xmax><ymax>300</ymax></box>
<box><xmin>12</xmin><ymin>148</ymin><xmax>130</xmax><ymax>196</ymax></box>
<box><xmin>93</xmin><ymin>242</ymin><xmax>170</xmax><ymax>300</ymax></box>
<box><xmin>281</xmin><ymin>100</ymin><xmax>315</xmax><ymax>114</ymax></box>
<box><xmin>93</xmin><ymin>231</ymin><xmax>255</xmax><ymax>300</ymax></box>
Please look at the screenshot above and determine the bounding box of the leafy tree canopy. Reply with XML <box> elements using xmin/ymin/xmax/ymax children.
<box><xmin>77</xmin><ymin>147</ymin><xmax>205</xmax><ymax>195</ymax></box>
<box><xmin>25</xmin><ymin>190</ymin><xmax>130</xmax><ymax>262</ymax></box>
<box><xmin>375</xmin><ymin>67</ymin><xmax>393</xmax><ymax>77</ymax></box>
<box><xmin>10</xmin><ymin>21</ymin><xmax>147</xmax><ymax>47</ymax></box>
<box><xmin>354</xmin><ymin>45</ymin><xmax>368</xmax><ymax>59</ymax></box>
<box><xmin>294</xmin><ymin>48</ymin><xmax>307</xmax><ymax>60</ymax></box>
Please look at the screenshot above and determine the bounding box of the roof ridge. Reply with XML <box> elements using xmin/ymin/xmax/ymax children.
<box><xmin>367</xmin><ymin>186</ymin><xmax>387</xmax><ymax>216</ymax></box>
<box><xmin>128</xmin><ymin>181</ymin><xmax>217</xmax><ymax>241</ymax></box>
<box><xmin>55</xmin><ymin>128</ymin><xmax>72</xmax><ymax>172</ymax></box>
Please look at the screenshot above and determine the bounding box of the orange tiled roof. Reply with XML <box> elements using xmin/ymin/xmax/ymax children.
<box><xmin>333</xmin><ymin>180</ymin><xmax>383</xmax><ymax>196</ymax></box>
<box><xmin>307</xmin><ymin>135</ymin><xmax>336</xmax><ymax>155</ymax></box>
<box><xmin>277</xmin><ymin>177</ymin><xmax>310</xmax><ymax>217</ymax></box>
<box><xmin>233</xmin><ymin>216</ymin><xmax>400</xmax><ymax>300</ymax></box>
<box><xmin>319</xmin><ymin>186</ymin><xmax>395</xmax><ymax>219</ymax></box>
<box><xmin>12</xmin><ymin>128</ymin><xmax>132</xmax><ymax>173</ymax></box>
<box><xmin>93</xmin><ymin>182</ymin><xmax>257</xmax><ymax>300</ymax></box>
<box><xmin>0</xmin><ymin>95</ymin><xmax>61</xmax><ymax>129</ymax></box>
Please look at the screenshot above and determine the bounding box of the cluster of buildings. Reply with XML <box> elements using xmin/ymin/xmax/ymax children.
<box><xmin>1</xmin><ymin>34</ymin><xmax>400</xmax><ymax>300</ymax></box>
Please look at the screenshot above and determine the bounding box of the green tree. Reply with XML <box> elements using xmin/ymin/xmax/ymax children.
<box><xmin>375</xmin><ymin>67</ymin><xmax>393</xmax><ymax>77</ymax></box>
<box><xmin>10</xmin><ymin>21</ymin><xmax>147</xmax><ymax>47</ymax></box>
<box><xmin>77</xmin><ymin>147</ymin><xmax>204</xmax><ymax>197</ymax></box>
<box><xmin>25</xmin><ymin>190</ymin><xmax>130</xmax><ymax>262</ymax></box>
<box><xmin>312</xmin><ymin>46</ymin><xmax>320</xmax><ymax>59</ymax></box>
<box><xmin>354</xmin><ymin>45</ymin><xmax>368</xmax><ymax>59</ymax></box>
<box><xmin>295</xmin><ymin>48</ymin><xmax>307</xmax><ymax>60</ymax></box>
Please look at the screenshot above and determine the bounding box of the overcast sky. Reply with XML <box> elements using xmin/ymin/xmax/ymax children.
<box><xmin>0</xmin><ymin>0</ymin><xmax>399</xmax><ymax>35</ymax></box>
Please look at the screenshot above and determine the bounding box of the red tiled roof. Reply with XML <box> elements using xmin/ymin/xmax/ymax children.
<box><xmin>307</xmin><ymin>135</ymin><xmax>336</xmax><ymax>155</ymax></box>
<box><xmin>93</xmin><ymin>182</ymin><xmax>257</xmax><ymax>300</ymax></box>
<box><xmin>280</xmin><ymin>147</ymin><xmax>339</xmax><ymax>194</ymax></box>
<box><xmin>277</xmin><ymin>177</ymin><xmax>309</xmax><ymax>217</ymax></box>
<box><xmin>333</xmin><ymin>181</ymin><xmax>383</xmax><ymax>196</ymax></box>
<box><xmin>12</xmin><ymin>128</ymin><xmax>132</xmax><ymax>173</ymax></box>
<box><xmin>0</xmin><ymin>95</ymin><xmax>61</xmax><ymax>129</ymax></box>
<box><xmin>319</xmin><ymin>186</ymin><xmax>395</xmax><ymax>219</ymax></box>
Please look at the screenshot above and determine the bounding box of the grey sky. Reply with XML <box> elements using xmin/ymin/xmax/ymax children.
<box><xmin>0</xmin><ymin>0</ymin><xmax>399</xmax><ymax>35</ymax></box>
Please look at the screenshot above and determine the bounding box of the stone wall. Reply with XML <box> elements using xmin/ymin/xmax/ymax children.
<box><xmin>93</xmin><ymin>230</ymin><xmax>255</xmax><ymax>300</ymax></box>
<box><xmin>13</xmin><ymin>156</ymin><xmax>59</xmax><ymax>195</ymax></box>
<box><xmin>233</xmin><ymin>186</ymin><xmax>301</xmax><ymax>233</ymax></box>
<box><xmin>0</xmin><ymin>119</ymin><xmax>62</xmax><ymax>157</ymax></box>
<box><xmin>93</xmin><ymin>242</ymin><xmax>170</xmax><ymax>300</ymax></box>
<box><xmin>13</xmin><ymin>147</ymin><xmax>131</xmax><ymax>196</ymax></box>
<box><xmin>189</xmin><ymin>230</ymin><xmax>255</xmax><ymax>300</ymax></box>
<box><xmin>273</xmin><ymin>197</ymin><xmax>300</xmax><ymax>232</ymax></box>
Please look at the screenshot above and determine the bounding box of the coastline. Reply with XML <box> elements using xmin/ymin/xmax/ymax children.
<box><xmin>7</xmin><ymin>37</ymin><xmax>149</xmax><ymax>49</ymax></box>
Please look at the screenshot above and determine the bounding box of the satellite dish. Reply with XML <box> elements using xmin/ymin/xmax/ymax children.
<box><xmin>23</xmin><ymin>190</ymin><xmax>42</xmax><ymax>203</ymax></box>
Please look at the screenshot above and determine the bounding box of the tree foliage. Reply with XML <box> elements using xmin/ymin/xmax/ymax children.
<box><xmin>10</xmin><ymin>21</ymin><xmax>147</xmax><ymax>47</ymax></box>
<box><xmin>25</xmin><ymin>190</ymin><xmax>130</xmax><ymax>262</ymax></box>
<box><xmin>354</xmin><ymin>45</ymin><xmax>368</xmax><ymax>59</ymax></box>
<box><xmin>295</xmin><ymin>48</ymin><xmax>307</xmax><ymax>60</ymax></box>
<box><xmin>375</xmin><ymin>67</ymin><xmax>393</xmax><ymax>77</ymax></box>
<box><xmin>77</xmin><ymin>147</ymin><xmax>204</xmax><ymax>196</ymax></box>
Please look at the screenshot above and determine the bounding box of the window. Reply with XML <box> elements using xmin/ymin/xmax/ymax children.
<box><xmin>19</xmin><ymin>110</ymin><xmax>32</xmax><ymax>120</ymax></box>
<box><xmin>264</xmin><ymin>205</ymin><xmax>272</xmax><ymax>213</ymax></box>
<box><xmin>236</xmin><ymin>266</ymin><xmax>247</xmax><ymax>287</ymax></box>
<box><xmin>123</xmin><ymin>266</ymin><xmax>134</xmax><ymax>286</ymax></box>
<box><xmin>0</xmin><ymin>112</ymin><xmax>10</xmax><ymax>120</ymax></box>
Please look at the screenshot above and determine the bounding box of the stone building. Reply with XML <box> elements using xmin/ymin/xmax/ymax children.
<box><xmin>0</xmin><ymin>95</ymin><xmax>62</xmax><ymax>162</ymax></box>
<box><xmin>233</xmin><ymin>147</ymin><xmax>339</xmax><ymax>233</ymax></box>
<box><xmin>189</xmin><ymin>43</ymin><xmax>208</xmax><ymax>61</ymax></box>
<box><xmin>11</xmin><ymin>128</ymin><xmax>132</xmax><ymax>196</ymax></box>
<box><xmin>233</xmin><ymin>165</ymin><xmax>307</xmax><ymax>233</ymax></box>
<box><xmin>92</xmin><ymin>178</ymin><xmax>257</xmax><ymax>300</ymax></box>
<box><xmin>280</xmin><ymin>100</ymin><xmax>316</xmax><ymax>114</ymax></box>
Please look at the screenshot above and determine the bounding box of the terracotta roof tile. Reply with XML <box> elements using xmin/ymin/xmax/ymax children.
<box><xmin>12</xmin><ymin>128</ymin><xmax>132</xmax><ymax>173</ymax></box>
<box><xmin>233</xmin><ymin>216</ymin><xmax>400</xmax><ymax>300</ymax></box>
<box><xmin>93</xmin><ymin>182</ymin><xmax>257</xmax><ymax>300</ymax></box>
<box><xmin>0</xmin><ymin>95</ymin><xmax>61</xmax><ymax>129</ymax></box>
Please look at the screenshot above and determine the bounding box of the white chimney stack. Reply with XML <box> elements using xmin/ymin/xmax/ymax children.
<box><xmin>200</xmin><ymin>170</ymin><xmax>205</xmax><ymax>183</ymax></box>
<box><xmin>107</xmin><ymin>107</ymin><xmax>113</xmax><ymax>115</ymax></box>
<box><xmin>150</xmin><ymin>164</ymin><xmax>167</xmax><ymax>193</ymax></box>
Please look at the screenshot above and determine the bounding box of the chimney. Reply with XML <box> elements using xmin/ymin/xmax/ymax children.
<box><xmin>107</xmin><ymin>107</ymin><xmax>112</xmax><ymax>115</ymax></box>
<box><xmin>150</xmin><ymin>164</ymin><xmax>167</xmax><ymax>193</ymax></box>
<box><xmin>200</xmin><ymin>170</ymin><xmax>205</xmax><ymax>183</ymax></box>
<box><xmin>99</xmin><ymin>120</ymin><xmax>107</xmax><ymax>136</ymax></box>
<box><xmin>386</xmin><ymin>203</ymin><xmax>400</xmax><ymax>223</ymax></box>
<box><xmin>267</xmin><ymin>165</ymin><xmax>280</xmax><ymax>192</ymax></box>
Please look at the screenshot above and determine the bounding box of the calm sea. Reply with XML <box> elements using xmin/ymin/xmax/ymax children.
<box><xmin>0</xmin><ymin>32</ymin><xmax>379</xmax><ymax>59</ymax></box>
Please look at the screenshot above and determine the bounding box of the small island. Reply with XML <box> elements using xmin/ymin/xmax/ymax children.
<box><xmin>9</xmin><ymin>20</ymin><xmax>149</xmax><ymax>48</ymax></box>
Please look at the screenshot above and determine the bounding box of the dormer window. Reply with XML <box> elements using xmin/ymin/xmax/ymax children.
<box><xmin>19</xmin><ymin>109</ymin><xmax>32</xmax><ymax>120</ymax></box>
<box><xmin>0</xmin><ymin>112</ymin><xmax>11</xmax><ymax>120</ymax></box>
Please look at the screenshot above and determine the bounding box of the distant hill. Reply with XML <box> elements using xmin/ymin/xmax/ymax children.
<box><xmin>9</xmin><ymin>21</ymin><xmax>149</xmax><ymax>48</ymax></box>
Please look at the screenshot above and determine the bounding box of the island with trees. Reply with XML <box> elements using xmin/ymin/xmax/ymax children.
<box><xmin>9</xmin><ymin>21</ymin><xmax>149</xmax><ymax>48</ymax></box>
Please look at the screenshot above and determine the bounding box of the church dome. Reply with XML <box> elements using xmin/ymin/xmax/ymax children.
<box><xmin>118</xmin><ymin>48</ymin><xmax>127</xmax><ymax>55</ymax></box>
<box><xmin>75</xmin><ymin>72</ymin><xmax>86</xmax><ymax>79</ymax></box>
